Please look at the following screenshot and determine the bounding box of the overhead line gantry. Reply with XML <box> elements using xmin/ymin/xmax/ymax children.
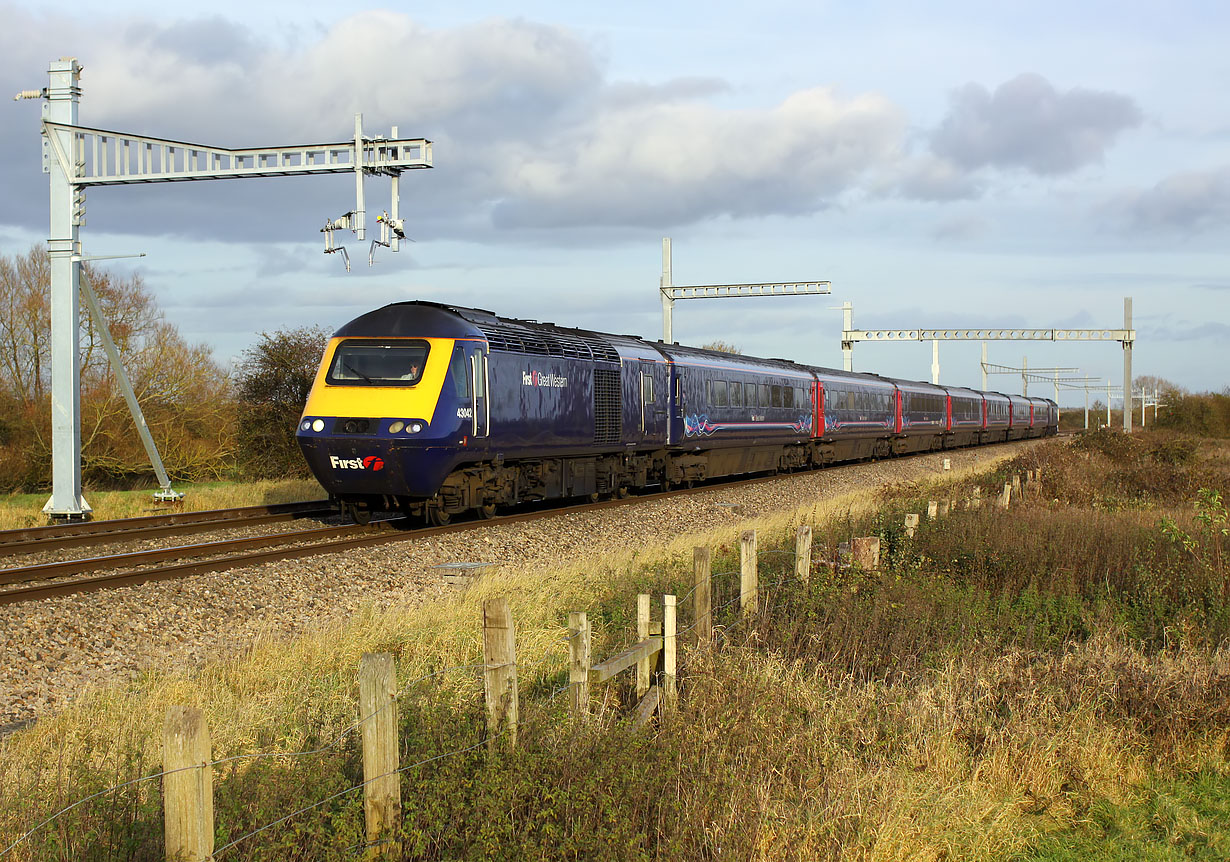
<box><xmin>841</xmin><ymin>298</ymin><xmax>1137</xmax><ymax>432</ymax></box>
<box><xmin>16</xmin><ymin>57</ymin><xmax>432</xmax><ymax>519</ymax></box>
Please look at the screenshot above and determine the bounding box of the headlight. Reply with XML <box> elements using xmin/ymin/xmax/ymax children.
<box><xmin>301</xmin><ymin>420</ymin><xmax>311</xmax><ymax>431</ymax></box>
<box><xmin>389</xmin><ymin>420</ymin><xmax>405</xmax><ymax>433</ymax></box>
<box><xmin>409</xmin><ymin>422</ymin><xmax>424</xmax><ymax>434</ymax></box>
<box><xmin>311</xmin><ymin>419</ymin><xmax>325</xmax><ymax>432</ymax></box>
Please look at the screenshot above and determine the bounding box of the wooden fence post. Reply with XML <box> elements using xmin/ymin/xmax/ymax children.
<box><xmin>359</xmin><ymin>653</ymin><xmax>401</xmax><ymax>856</ymax></box>
<box><xmin>163</xmin><ymin>706</ymin><xmax>213</xmax><ymax>862</ymax></box>
<box><xmin>939</xmin><ymin>500</ymin><xmax>951</xmax><ymax>518</ymax></box>
<box><xmin>1012</xmin><ymin>474</ymin><xmax>1022</xmax><ymax>499</ymax></box>
<box><xmin>636</xmin><ymin>593</ymin><xmax>651</xmax><ymax>698</ymax></box>
<box><xmin>852</xmin><ymin>536</ymin><xmax>880</xmax><ymax>570</ymax></box>
<box><xmin>904</xmin><ymin>513</ymin><xmax>920</xmax><ymax>538</ymax></box>
<box><xmin>693</xmin><ymin>546</ymin><xmax>712</xmax><ymax>646</ymax></box>
<box><xmin>568</xmin><ymin>612</ymin><xmax>590</xmax><ymax>716</ymax></box>
<box><xmin>998</xmin><ymin>483</ymin><xmax>1012</xmax><ymax>510</ymax></box>
<box><xmin>482</xmin><ymin>597</ymin><xmax>519</xmax><ymax>748</ymax></box>
<box><xmin>663</xmin><ymin>595</ymin><xmax>677</xmax><ymax>704</ymax></box>
<box><xmin>740</xmin><ymin>530</ymin><xmax>758</xmax><ymax>617</ymax></box>
<box><xmin>795</xmin><ymin>525</ymin><xmax>812</xmax><ymax>584</ymax></box>
<box><xmin>943</xmin><ymin>458</ymin><xmax>951</xmax><ymax>471</ymax></box>
<box><xmin>927</xmin><ymin>501</ymin><xmax>939</xmax><ymax>521</ymax></box>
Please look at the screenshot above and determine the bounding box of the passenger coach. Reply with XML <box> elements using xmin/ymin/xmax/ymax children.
<box><xmin>297</xmin><ymin>301</ymin><xmax>1058</xmax><ymax>523</ymax></box>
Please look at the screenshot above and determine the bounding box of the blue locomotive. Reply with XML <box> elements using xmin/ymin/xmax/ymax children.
<box><xmin>296</xmin><ymin>301</ymin><xmax>1057</xmax><ymax>524</ymax></box>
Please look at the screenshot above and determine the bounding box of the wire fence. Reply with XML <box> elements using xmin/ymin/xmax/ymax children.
<box><xmin>2</xmin><ymin>516</ymin><xmax>919</xmax><ymax>859</ymax></box>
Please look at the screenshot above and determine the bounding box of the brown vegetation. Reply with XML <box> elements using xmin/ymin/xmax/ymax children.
<box><xmin>0</xmin><ymin>246</ymin><xmax>233</xmax><ymax>491</ymax></box>
<box><xmin>1</xmin><ymin>435</ymin><xmax>1227</xmax><ymax>859</ymax></box>
<box><xmin>0</xmin><ymin>247</ymin><xmax>337</xmax><ymax>495</ymax></box>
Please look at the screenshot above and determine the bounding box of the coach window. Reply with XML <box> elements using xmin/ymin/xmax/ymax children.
<box><xmin>712</xmin><ymin>380</ymin><xmax>728</xmax><ymax>407</ymax></box>
<box><xmin>770</xmin><ymin>385</ymin><xmax>782</xmax><ymax>408</ymax></box>
<box><xmin>746</xmin><ymin>382</ymin><xmax>757</xmax><ymax>408</ymax></box>
<box><xmin>782</xmin><ymin>386</ymin><xmax>794</xmax><ymax>409</ymax></box>
<box><xmin>730</xmin><ymin>381</ymin><xmax>743</xmax><ymax>407</ymax></box>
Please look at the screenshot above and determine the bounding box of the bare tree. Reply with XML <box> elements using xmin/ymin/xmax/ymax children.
<box><xmin>0</xmin><ymin>245</ymin><xmax>233</xmax><ymax>489</ymax></box>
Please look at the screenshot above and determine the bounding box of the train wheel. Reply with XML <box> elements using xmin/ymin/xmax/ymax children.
<box><xmin>477</xmin><ymin>503</ymin><xmax>497</xmax><ymax>519</ymax></box>
<box><xmin>350</xmin><ymin>504</ymin><xmax>372</xmax><ymax>526</ymax></box>
<box><xmin>616</xmin><ymin>487</ymin><xmax>630</xmax><ymax>499</ymax></box>
<box><xmin>427</xmin><ymin>508</ymin><xmax>452</xmax><ymax>527</ymax></box>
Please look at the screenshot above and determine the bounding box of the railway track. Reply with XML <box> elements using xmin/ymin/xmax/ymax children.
<box><xmin>0</xmin><ymin>439</ymin><xmax>1055</xmax><ymax>606</ymax></box>
<box><xmin>0</xmin><ymin>500</ymin><xmax>335</xmax><ymax>556</ymax></box>
<box><xmin>0</xmin><ymin>468</ymin><xmax>808</xmax><ymax>605</ymax></box>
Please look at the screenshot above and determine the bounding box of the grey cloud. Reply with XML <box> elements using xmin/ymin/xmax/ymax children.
<box><xmin>886</xmin><ymin>156</ymin><xmax>983</xmax><ymax>202</ymax></box>
<box><xmin>0</xmin><ymin>10</ymin><xmax>907</xmax><ymax>244</ymax></box>
<box><xmin>126</xmin><ymin>16</ymin><xmax>262</xmax><ymax>66</ymax></box>
<box><xmin>1115</xmin><ymin>165</ymin><xmax>1230</xmax><ymax>232</ymax></box>
<box><xmin>931</xmin><ymin>73</ymin><xmax>1142</xmax><ymax>175</ymax></box>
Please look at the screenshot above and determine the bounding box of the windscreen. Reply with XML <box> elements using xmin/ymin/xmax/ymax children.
<box><xmin>326</xmin><ymin>339</ymin><xmax>429</xmax><ymax>386</ymax></box>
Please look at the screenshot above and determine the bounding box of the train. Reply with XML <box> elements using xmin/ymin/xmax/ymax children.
<box><xmin>296</xmin><ymin>301</ymin><xmax>1057</xmax><ymax>524</ymax></box>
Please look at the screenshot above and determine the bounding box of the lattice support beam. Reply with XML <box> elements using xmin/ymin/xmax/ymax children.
<box><xmin>658</xmin><ymin>237</ymin><xmax>830</xmax><ymax>343</ymax></box>
<box><xmin>19</xmin><ymin>57</ymin><xmax>433</xmax><ymax>518</ymax></box>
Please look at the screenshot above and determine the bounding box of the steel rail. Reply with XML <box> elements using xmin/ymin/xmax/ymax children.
<box><xmin>0</xmin><ymin>439</ymin><xmax>1050</xmax><ymax>606</ymax></box>
<box><xmin>0</xmin><ymin>500</ymin><xmax>334</xmax><ymax>554</ymax></box>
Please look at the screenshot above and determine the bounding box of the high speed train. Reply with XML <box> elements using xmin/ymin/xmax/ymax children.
<box><xmin>296</xmin><ymin>302</ymin><xmax>1057</xmax><ymax>524</ymax></box>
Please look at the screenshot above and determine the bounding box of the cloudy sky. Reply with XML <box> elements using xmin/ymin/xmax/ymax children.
<box><xmin>2</xmin><ymin>0</ymin><xmax>1227</xmax><ymax>403</ymax></box>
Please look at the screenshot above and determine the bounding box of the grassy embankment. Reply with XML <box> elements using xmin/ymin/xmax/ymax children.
<box><xmin>1</xmin><ymin>432</ymin><xmax>1228</xmax><ymax>860</ymax></box>
<box><xmin>0</xmin><ymin>478</ymin><xmax>326</xmax><ymax>530</ymax></box>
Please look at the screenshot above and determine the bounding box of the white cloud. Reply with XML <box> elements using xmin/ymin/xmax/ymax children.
<box><xmin>491</xmin><ymin>87</ymin><xmax>906</xmax><ymax>228</ymax></box>
<box><xmin>0</xmin><ymin>11</ymin><xmax>905</xmax><ymax>240</ymax></box>
<box><xmin>0</xmin><ymin>13</ymin><xmax>1149</xmax><ymax>244</ymax></box>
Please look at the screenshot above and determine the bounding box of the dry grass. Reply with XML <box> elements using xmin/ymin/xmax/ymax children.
<box><xmin>1</xmin><ymin>439</ymin><xmax>1227</xmax><ymax>859</ymax></box>
<box><xmin>0</xmin><ymin>478</ymin><xmax>326</xmax><ymax>530</ymax></box>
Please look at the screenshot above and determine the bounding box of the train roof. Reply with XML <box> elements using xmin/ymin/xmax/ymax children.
<box><xmin>334</xmin><ymin>303</ymin><xmax>1024</xmax><ymax>405</ymax></box>
<box><xmin>336</xmin><ymin>301</ymin><xmax>624</xmax><ymax>363</ymax></box>
<box><xmin>653</xmin><ymin>342</ymin><xmax>814</xmax><ymax>377</ymax></box>
<box><xmin>333</xmin><ymin>301</ymin><xmax>481</xmax><ymax>339</ymax></box>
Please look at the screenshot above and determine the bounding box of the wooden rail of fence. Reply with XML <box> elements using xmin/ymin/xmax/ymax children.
<box><xmin>147</xmin><ymin>472</ymin><xmax>1051</xmax><ymax>859</ymax></box>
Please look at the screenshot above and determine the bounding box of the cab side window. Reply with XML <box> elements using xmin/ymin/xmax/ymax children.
<box><xmin>450</xmin><ymin>345</ymin><xmax>471</xmax><ymax>399</ymax></box>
